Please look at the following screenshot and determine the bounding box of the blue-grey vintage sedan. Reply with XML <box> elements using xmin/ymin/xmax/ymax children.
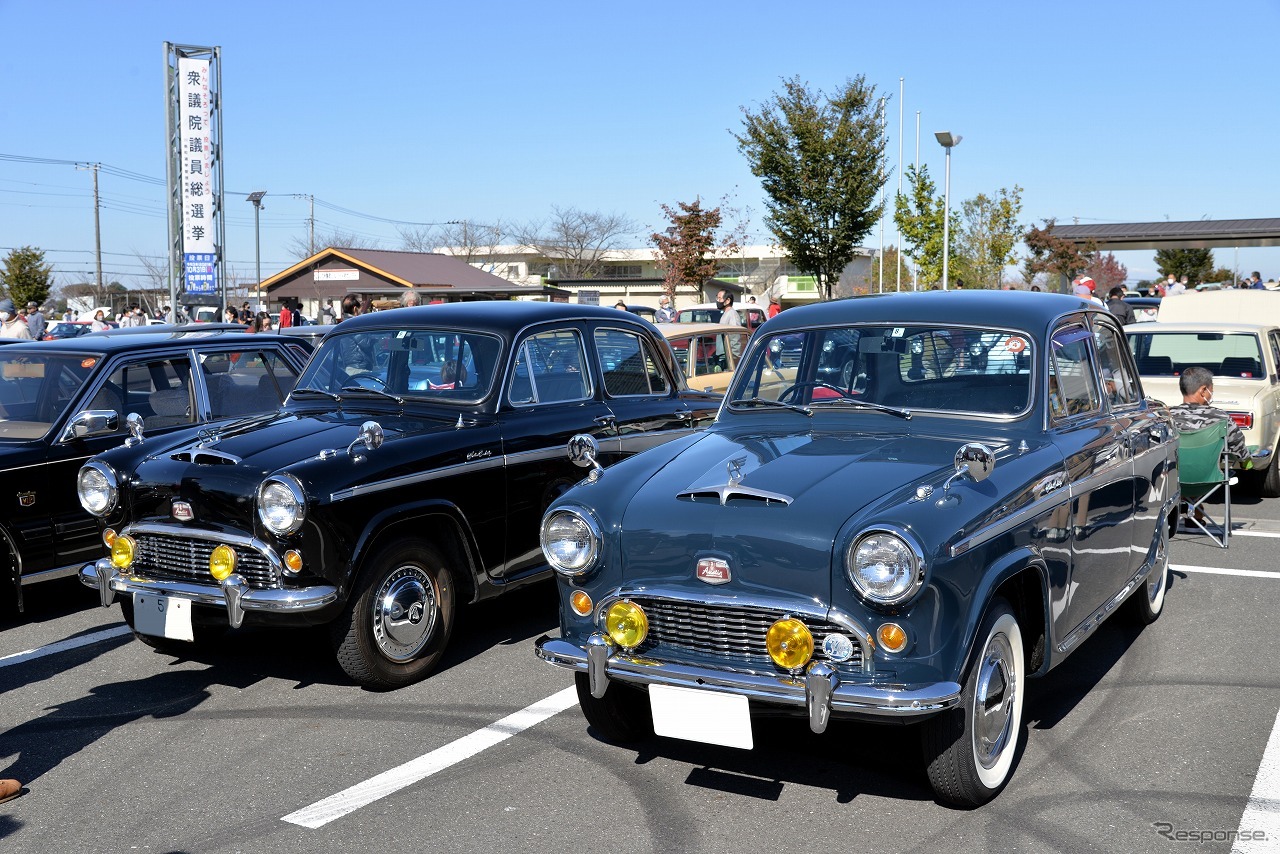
<box><xmin>535</xmin><ymin>290</ymin><xmax>1179</xmax><ymax>807</ymax></box>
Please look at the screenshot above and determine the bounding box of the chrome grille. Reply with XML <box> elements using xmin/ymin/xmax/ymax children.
<box><xmin>131</xmin><ymin>532</ymin><xmax>279</xmax><ymax>590</ymax></box>
<box><xmin>629</xmin><ymin>597</ymin><xmax>862</xmax><ymax>670</ymax></box>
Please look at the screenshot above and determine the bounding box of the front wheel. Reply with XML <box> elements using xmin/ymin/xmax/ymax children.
<box><xmin>574</xmin><ymin>673</ymin><xmax>653</xmax><ymax>743</ymax></box>
<box><xmin>331</xmin><ymin>540</ymin><xmax>455</xmax><ymax>689</ymax></box>
<box><xmin>922</xmin><ymin>597</ymin><xmax>1024</xmax><ymax>807</ymax></box>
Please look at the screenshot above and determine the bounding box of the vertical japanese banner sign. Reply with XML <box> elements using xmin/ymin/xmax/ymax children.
<box><xmin>178</xmin><ymin>57</ymin><xmax>216</xmax><ymax>295</ymax></box>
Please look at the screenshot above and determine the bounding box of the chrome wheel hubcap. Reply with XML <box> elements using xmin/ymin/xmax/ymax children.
<box><xmin>974</xmin><ymin>634</ymin><xmax>1016</xmax><ymax>769</ymax></box>
<box><xmin>372</xmin><ymin>564</ymin><xmax>437</xmax><ymax>662</ymax></box>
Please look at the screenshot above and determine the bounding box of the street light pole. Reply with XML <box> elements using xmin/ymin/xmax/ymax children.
<box><xmin>247</xmin><ymin>191</ymin><xmax>266</xmax><ymax>307</ymax></box>
<box><xmin>934</xmin><ymin>132</ymin><xmax>962</xmax><ymax>290</ymax></box>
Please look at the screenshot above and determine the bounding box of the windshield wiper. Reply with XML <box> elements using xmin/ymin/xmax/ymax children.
<box><xmin>340</xmin><ymin>385</ymin><xmax>405</xmax><ymax>405</ymax></box>
<box><xmin>730</xmin><ymin>397</ymin><xmax>812</xmax><ymax>416</ymax></box>
<box><xmin>291</xmin><ymin>388</ymin><xmax>341</xmax><ymax>402</ymax></box>
<box><xmin>810</xmin><ymin>396</ymin><xmax>912</xmax><ymax>419</ymax></box>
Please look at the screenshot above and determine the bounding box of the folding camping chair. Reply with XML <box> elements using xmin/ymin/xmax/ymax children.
<box><xmin>1177</xmin><ymin>420</ymin><xmax>1236</xmax><ymax>548</ymax></box>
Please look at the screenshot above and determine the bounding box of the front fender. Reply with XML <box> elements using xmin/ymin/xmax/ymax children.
<box><xmin>955</xmin><ymin>546</ymin><xmax>1050</xmax><ymax>681</ymax></box>
<box><xmin>349</xmin><ymin>499</ymin><xmax>484</xmax><ymax>604</ymax></box>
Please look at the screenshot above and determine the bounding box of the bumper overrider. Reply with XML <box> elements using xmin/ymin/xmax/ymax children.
<box><xmin>78</xmin><ymin>524</ymin><xmax>338</xmax><ymax>628</ymax></box>
<box><xmin>535</xmin><ymin>633</ymin><xmax>962</xmax><ymax>732</ymax></box>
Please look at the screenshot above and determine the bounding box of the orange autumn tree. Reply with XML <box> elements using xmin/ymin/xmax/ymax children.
<box><xmin>650</xmin><ymin>198</ymin><xmax>738</xmax><ymax>310</ymax></box>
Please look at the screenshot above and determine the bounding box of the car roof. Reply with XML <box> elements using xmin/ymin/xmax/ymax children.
<box><xmin>655</xmin><ymin>322</ymin><xmax>751</xmax><ymax>337</ymax></box>
<box><xmin>760</xmin><ymin>290</ymin><xmax>1100</xmax><ymax>332</ymax></box>
<box><xmin>1154</xmin><ymin>290</ymin><xmax>1280</xmax><ymax>324</ymax></box>
<box><xmin>0</xmin><ymin>327</ymin><xmax>298</xmax><ymax>355</ymax></box>
<box><xmin>679</xmin><ymin>302</ymin><xmax>764</xmax><ymax>313</ymax></box>
<box><xmin>329</xmin><ymin>301</ymin><xmax>661</xmax><ymax>336</ymax></box>
<box><xmin>1124</xmin><ymin>321</ymin><xmax>1277</xmax><ymax>333</ymax></box>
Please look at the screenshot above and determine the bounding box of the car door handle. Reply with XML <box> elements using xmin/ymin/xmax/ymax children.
<box><xmin>593</xmin><ymin>414</ymin><xmax>617</xmax><ymax>430</ymax></box>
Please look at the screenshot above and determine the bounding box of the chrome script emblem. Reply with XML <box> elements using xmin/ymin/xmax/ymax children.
<box><xmin>171</xmin><ymin>501</ymin><xmax>195</xmax><ymax>522</ymax></box>
<box><xmin>696</xmin><ymin>558</ymin><xmax>731</xmax><ymax>585</ymax></box>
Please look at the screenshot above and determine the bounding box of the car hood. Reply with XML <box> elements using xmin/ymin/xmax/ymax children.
<box><xmin>123</xmin><ymin>406</ymin><xmax>473</xmax><ymax>527</ymax></box>
<box><xmin>616</xmin><ymin>424</ymin><xmax>985</xmax><ymax>604</ymax></box>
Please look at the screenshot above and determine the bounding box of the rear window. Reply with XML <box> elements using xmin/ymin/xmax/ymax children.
<box><xmin>1127</xmin><ymin>332</ymin><xmax>1266</xmax><ymax>379</ymax></box>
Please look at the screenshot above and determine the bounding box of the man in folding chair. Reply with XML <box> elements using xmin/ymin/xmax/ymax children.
<box><xmin>1169</xmin><ymin>367</ymin><xmax>1250</xmax><ymax>546</ymax></box>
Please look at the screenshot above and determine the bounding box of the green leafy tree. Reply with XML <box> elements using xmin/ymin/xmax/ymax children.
<box><xmin>0</xmin><ymin>245</ymin><xmax>54</xmax><ymax>307</ymax></box>
<box><xmin>650</xmin><ymin>198</ymin><xmax>736</xmax><ymax>309</ymax></box>
<box><xmin>1023</xmin><ymin>219</ymin><xmax>1093</xmax><ymax>292</ymax></box>
<box><xmin>895</xmin><ymin>164</ymin><xmax>949</xmax><ymax>286</ymax></box>
<box><xmin>868</xmin><ymin>245</ymin><xmax>904</xmax><ymax>292</ymax></box>
<box><xmin>953</xmin><ymin>186</ymin><xmax>1024</xmax><ymax>289</ymax></box>
<box><xmin>735</xmin><ymin>75</ymin><xmax>888</xmax><ymax>301</ymax></box>
<box><xmin>1206</xmin><ymin>266</ymin><xmax>1234</xmax><ymax>286</ymax></box>
<box><xmin>1155</xmin><ymin>248</ymin><xmax>1214</xmax><ymax>285</ymax></box>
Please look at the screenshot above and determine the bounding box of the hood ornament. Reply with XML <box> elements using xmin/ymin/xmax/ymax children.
<box><xmin>727</xmin><ymin>456</ymin><xmax>746</xmax><ymax>486</ymax></box>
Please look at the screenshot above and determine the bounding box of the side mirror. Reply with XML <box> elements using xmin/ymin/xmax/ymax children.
<box><xmin>941</xmin><ymin>442</ymin><xmax>996</xmax><ymax>495</ymax></box>
<box><xmin>346</xmin><ymin>420</ymin><xmax>384</xmax><ymax>461</ymax></box>
<box><xmin>567</xmin><ymin>433</ymin><xmax>604</xmax><ymax>482</ymax></box>
<box><xmin>59</xmin><ymin>410</ymin><xmax>119</xmax><ymax>442</ymax></box>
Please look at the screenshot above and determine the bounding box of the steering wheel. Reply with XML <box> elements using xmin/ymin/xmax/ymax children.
<box><xmin>777</xmin><ymin>381</ymin><xmax>853</xmax><ymax>404</ymax></box>
<box><xmin>346</xmin><ymin>372</ymin><xmax>388</xmax><ymax>390</ymax></box>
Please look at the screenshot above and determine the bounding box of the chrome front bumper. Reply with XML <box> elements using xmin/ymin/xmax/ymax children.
<box><xmin>80</xmin><ymin>558</ymin><xmax>339</xmax><ymax>629</ymax></box>
<box><xmin>535</xmin><ymin>634</ymin><xmax>961</xmax><ymax>732</ymax></box>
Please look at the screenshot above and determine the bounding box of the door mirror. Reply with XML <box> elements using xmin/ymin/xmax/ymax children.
<box><xmin>59</xmin><ymin>410</ymin><xmax>119</xmax><ymax>442</ymax></box>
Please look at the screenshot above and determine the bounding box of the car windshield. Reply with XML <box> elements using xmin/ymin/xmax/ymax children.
<box><xmin>729</xmin><ymin>324</ymin><xmax>1033</xmax><ymax>416</ymax></box>
<box><xmin>0</xmin><ymin>352</ymin><xmax>99</xmax><ymax>439</ymax></box>
<box><xmin>1127</xmin><ymin>331</ymin><xmax>1266</xmax><ymax>379</ymax></box>
<box><xmin>293</xmin><ymin>328</ymin><xmax>503</xmax><ymax>404</ymax></box>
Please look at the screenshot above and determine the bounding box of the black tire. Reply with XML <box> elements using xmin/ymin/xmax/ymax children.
<box><xmin>1251</xmin><ymin>444</ymin><xmax>1280</xmax><ymax>498</ymax></box>
<box><xmin>922</xmin><ymin>597</ymin><xmax>1024</xmax><ymax>807</ymax></box>
<box><xmin>574</xmin><ymin>672</ymin><xmax>653</xmax><ymax>743</ymax></box>
<box><xmin>119</xmin><ymin>599</ymin><xmax>227</xmax><ymax>652</ymax></box>
<box><xmin>330</xmin><ymin>540</ymin><xmax>455</xmax><ymax>690</ymax></box>
<box><xmin>1124</xmin><ymin>517</ymin><xmax>1169</xmax><ymax>625</ymax></box>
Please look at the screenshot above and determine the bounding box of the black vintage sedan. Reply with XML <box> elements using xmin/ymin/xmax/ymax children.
<box><xmin>0</xmin><ymin>329</ymin><xmax>311</xmax><ymax>612</ymax></box>
<box><xmin>79</xmin><ymin>302</ymin><xmax>720</xmax><ymax>688</ymax></box>
<box><xmin>536</xmin><ymin>290</ymin><xmax>1179</xmax><ymax>807</ymax></box>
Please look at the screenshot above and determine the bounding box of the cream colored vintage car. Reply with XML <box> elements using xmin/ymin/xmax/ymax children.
<box><xmin>657</xmin><ymin>322</ymin><xmax>753</xmax><ymax>394</ymax></box>
<box><xmin>1127</xmin><ymin>291</ymin><xmax>1280</xmax><ymax>496</ymax></box>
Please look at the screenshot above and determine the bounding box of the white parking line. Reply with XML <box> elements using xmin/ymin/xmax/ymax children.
<box><xmin>1234</xmin><ymin>706</ymin><xmax>1280</xmax><ymax>852</ymax></box>
<box><xmin>282</xmin><ymin>685</ymin><xmax>579</xmax><ymax>829</ymax></box>
<box><xmin>1234</xmin><ymin>530</ymin><xmax>1280</xmax><ymax>539</ymax></box>
<box><xmin>1173</xmin><ymin>564</ymin><xmax>1280</xmax><ymax>580</ymax></box>
<box><xmin>0</xmin><ymin>624</ymin><xmax>132</xmax><ymax>668</ymax></box>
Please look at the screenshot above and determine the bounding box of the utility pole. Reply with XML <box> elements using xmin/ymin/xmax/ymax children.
<box><xmin>77</xmin><ymin>163</ymin><xmax>104</xmax><ymax>299</ymax></box>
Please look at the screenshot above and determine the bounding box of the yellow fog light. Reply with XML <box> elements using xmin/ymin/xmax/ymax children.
<box><xmin>604</xmin><ymin>600</ymin><xmax>648</xmax><ymax>649</ymax></box>
<box><xmin>766</xmin><ymin>618</ymin><xmax>814</xmax><ymax>670</ymax></box>
<box><xmin>878</xmin><ymin>623</ymin><xmax>908</xmax><ymax>653</ymax></box>
<box><xmin>209</xmin><ymin>545</ymin><xmax>237</xmax><ymax>581</ymax></box>
<box><xmin>570</xmin><ymin>590</ymin><xmax>593</xmax><ymax>616</ymax></box>
<box><xmin>109</xmin><ymin>534</ymin><xmax>135</xmax><ymax>570</ymax></box>
<box><xmin>283</xmin><ymin>549</ymin><xmax>303</xmax><ymax>574</ymax></box>
<box><xmin>102</xmin><ymin>528</ymin><xmax>117</xmax><ymax>547</ymax></box>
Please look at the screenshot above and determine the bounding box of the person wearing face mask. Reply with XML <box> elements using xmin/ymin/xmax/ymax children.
<box><xmin>0</xmin><ymin>299</ymin><xmax>32</xmax><ymax>339</ymax></box>
<box><xmin>1168</xmin><ymin>366</ymin><xmax>1249</xmax><ymax>467</ymax></box>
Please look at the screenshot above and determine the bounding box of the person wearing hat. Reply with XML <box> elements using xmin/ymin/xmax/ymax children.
<box><xmin>24</xmin><ymin>301</ymin><xmax>45</xmax><ymax>339</ymax></box>
<box><xmin>0</xmin><ymin>299</ymin><xmax>32</xmax><ymax>339</ymax></box>
<box><xmin>1071</xmin><ymin>277</ymin><xmax>1105</xmax><ymax>308</ymax></box>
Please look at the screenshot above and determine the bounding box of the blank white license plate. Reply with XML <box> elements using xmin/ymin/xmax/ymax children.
<box><xmin>649</xmin><ymin>684</ymin><xmax>753</xmax><ymax>750</ymax></box>
<box><xmin>132</xmin><ymin>593</ymin><xmax>194</xmax><ymax>642</ymax></box>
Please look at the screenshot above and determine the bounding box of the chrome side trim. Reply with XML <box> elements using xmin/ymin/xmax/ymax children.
<box><xmin>950</xmin><ymin>489</ymin><xmax>1070</xmax><ymax>557</ymax></box>
<box><xmin>19</xmin><ymin>562</ymin><xmax>82</xmax><ymax>585</ymax></box>
<box><xmin>330</xmin><ymin>453</ymin><xmax>507</xmax><ymax>501</ymax></box>
<box><xmin>535</xmin><ymin>636</ymin><xmax>959</xmax><ymax>718</ymax></box>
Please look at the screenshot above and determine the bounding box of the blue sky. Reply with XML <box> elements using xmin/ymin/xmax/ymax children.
<box><xmin>2</xmin><ymin>0</ymin><xmax>1278</xmax><ymax>289</ymax></box>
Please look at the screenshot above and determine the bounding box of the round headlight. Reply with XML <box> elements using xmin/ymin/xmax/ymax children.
<box><xmin>257</xmin><ymin>476</ymin><xmax>305</xmax><ymax>535</ymax></box>
<box><xmin>766</xmin><ymin>618</ymin><xmax>814</xmax><ymax>670</ymax></box>
<box><xmin>540</xmin><ymin>509</ymin><xmax>600</xmax><ymax>576</ymax></box>
<box><xmin>604</xmin><ymin>600</ymin><xmax>649</xmax><ymax>649</ymax></box>
<box><xmin>78</xmin><ymin>462</ymin><xmax>118</xmax><ymax>516</ymax></box>
<box><xmin>846</xmin><ymin>530</ymin><xmax>924</xmax><ymax>605</ymax></box>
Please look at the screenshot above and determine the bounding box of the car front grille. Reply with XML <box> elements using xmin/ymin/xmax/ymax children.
<box><xmin>131</xmin><ymin>532</ymin><xmax>280</xmax><ymax>590</ymax></box>
<box><xmin>628</xmin><ymin>597</ymin><xmax>863</xmax><ymax>671</ymax></box>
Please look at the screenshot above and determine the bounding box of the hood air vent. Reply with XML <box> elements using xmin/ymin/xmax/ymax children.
<box><xmin>170</xmin><ymin>450</ymin><xmax>241</xmax><ymax>465</ymax></box>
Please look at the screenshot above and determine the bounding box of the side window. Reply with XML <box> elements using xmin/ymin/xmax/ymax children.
<box><xmin>1048</xmin><ymin>324</ymin><xmax>1100</xmax><ymax>420</ymax></box>
<box><xmin>201</xmin><ymin>350</ymin><xmax>299</xmax><ymax>419</ymax></box>
<box><xmin>98</xmin><ymin>357</ymin><xmax>194</xmax><ymax>432</ymax></box>
<box><xmin>1269</xmin><ymin>331</ymin><xmax>1280</xmax><ymax>376</ymax></box>
<box><xmin>508</xmin><ymin>328</ymin><xmax>590</xmax><ymax>406</ymax></box>
<box><xmin>1093</xmin><ymin>323</ymin><xmax>1139</xmax><ymax>407</ymax></box>
<box><xmin>594</xmin><ymin>328</ymin><xmax>671</xmax><ymax>397</ymax></box>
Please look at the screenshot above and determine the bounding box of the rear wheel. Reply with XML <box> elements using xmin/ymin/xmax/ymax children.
<box><xmin>1249</xmin><ymin>441</ymin><xmax>1280</xmax><ymax>498</ymax></box>
<box><xmin>1125</xmin><ymin>520</ymin><xmax>1169</xmax><ymax>625</ymax></box>
<box><xmin>922</xmin><ymin>597</ymin><xmax>1024</xmax><ymax>807</ymax></box>
<box><xmin>330</xmin><ymin>540</ymin><xmax>455</xmax><ymax>689</ymax></box>
<box><xmin>574</xmin><ymin>673</ymin><xmax>653</xmax><ymax>743</ymax></box>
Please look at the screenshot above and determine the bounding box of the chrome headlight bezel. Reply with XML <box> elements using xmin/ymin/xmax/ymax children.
<box><xmin>256</xmin><ymin>474</ymin><xmax>307</xmax><ymax>536</ymax></box>
<box><xmin>845</xmin><ymin>526</ymin><xmax>926</xmax><ymax>606</ymax></box>
<box><xmin>77</xmin><ymin>461</ymin><xmax>119</xmax><ymax>517</ymax></box>
<box><xmin>541</xmin><ymin>507</ymin><xmax>602</xmax><ymax>577</ymax></box>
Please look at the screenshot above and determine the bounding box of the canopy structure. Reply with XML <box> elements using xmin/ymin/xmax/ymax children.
<box><xmin>1050</xmin><ymin>218</ymin><xmax>1280</xmax><ymax>251</ymax></box>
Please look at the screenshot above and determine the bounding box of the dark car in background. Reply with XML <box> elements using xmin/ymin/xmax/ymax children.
<box><xmin>0</xmin><ymin>329</ymin><xmax>310</xmax><ymax>612</ymax></box>
<box><xmin>79</xmin><ymin>302</ymin><xmax>720</xmax><ymax>689</ymax></box>
<box><xmin>536</xmin><ymin>290</ymin><xmax>1177</xmax><ymax>807</ymax></box>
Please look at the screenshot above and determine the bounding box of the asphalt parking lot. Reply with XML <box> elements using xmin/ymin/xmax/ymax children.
<box><xmin>3</xmin><ymin>492</ymin><xmax>1279</xmax><ymax>854</ymax></box>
